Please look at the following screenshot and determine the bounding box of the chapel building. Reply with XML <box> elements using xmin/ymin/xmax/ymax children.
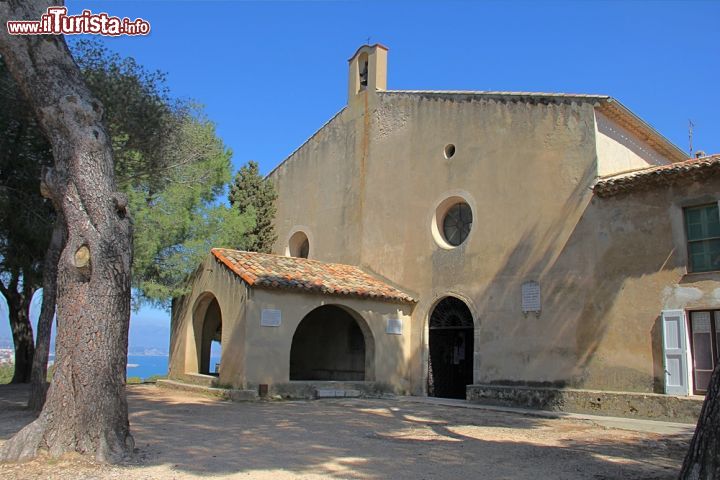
<box><xmin>168</xmin><ymin>45</ymin><xmax>720</xmax><ymax>417</ymax></box>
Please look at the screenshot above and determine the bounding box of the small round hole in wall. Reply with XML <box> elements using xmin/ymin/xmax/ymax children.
<box><xmin>444</xmin><ymin>144</ymin><xmax>456</xmax><ymax>159</ymax></box>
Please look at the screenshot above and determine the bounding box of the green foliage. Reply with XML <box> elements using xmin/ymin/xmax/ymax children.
<box><xmin>1</xmin><ymin>39</ymin><xmax>256</xmax><ymax>313</ymax></box>
<box><xmin>126</xmin><ymin>376</ymin><xmax>143</xmax><ymax>384</ymax></box>
<box><xmin>73</xmin><ymin>39</ymin><xmax>180</xmax><ymax>194</ymax></box>
<box><xmin>0</xmin><ymin>364</ymin><xmax>13</xmax><ymax>384</ymax></box>
<box><xmin>71</xmin><ymin>39</ymin><xmax>254</xmax><ymax>308</ymax></box>
<box><xmin>127</xmin><ymin>114</ymin><xmax>254</xmax><ymax>307</ymax></box>
<box><xmin>229</xmin><ymin>161</ymin><xmax>277</xmax><ymax>253</ymax></box>
<box><xmin>144</xmin><ymin>374</ymin><xmax>167</xmax><ymax>383</ymax></box>
<box><xmin>0</xmin><ymin>57</ymin><xmax>55</xmax><ymax>293</ymax></box>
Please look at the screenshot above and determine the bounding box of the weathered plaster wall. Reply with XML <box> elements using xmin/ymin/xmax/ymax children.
<box><xmin>242</xmin><ymin>289</ymin><xmax>414</xmax><ymax>392</ymax></box>
<box><xmin>577</xmin><ymin>178</ymin><xmax>720</xmax><ymax>393</ymax></box>
<box><xmin>168</xmin><ymin>255</ymin><xmax>249</xmax><ymax>387</ymax></box>
<box><xmin>269</xmin><ymin>108</ymin><xmax>365</xmax><ymax>266</ymax></box>
<box><xmin>595</xmin><ymin>110</ymin><xmax>669</xmax><ymax>176</ymax></box>
<box><xmin>362</xmin><ymin>93</ymin><xmax>601</xmax><ymax>393</ymax></box>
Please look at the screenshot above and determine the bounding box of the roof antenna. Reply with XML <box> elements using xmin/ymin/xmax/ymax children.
<box><xmin>688</xmin><ymin>119</ymin><xmax>695</xmax><ymax>157</ymax></box>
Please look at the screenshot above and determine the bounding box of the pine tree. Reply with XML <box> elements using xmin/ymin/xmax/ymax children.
<box><xmin>229</xmin><ymin>161</ymin><xmax>277</xmax><ymax>253</ymax></box>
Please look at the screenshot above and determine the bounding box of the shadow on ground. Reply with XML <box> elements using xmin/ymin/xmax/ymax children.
<box><xmin>0</xmin><ymin>384</ymin><xmax>690</xmax><ymax>479</ymax></box>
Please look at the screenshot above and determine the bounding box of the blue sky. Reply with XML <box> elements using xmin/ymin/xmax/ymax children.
<box><xmin>1</xmin><ymin>1</ymin><xmax>718</xmax><ymax>352</ymax></box>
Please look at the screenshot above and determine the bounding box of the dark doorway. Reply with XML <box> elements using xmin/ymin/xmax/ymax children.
<box><xmin>290</xmin><ymin>305</ymin><xmax>370</xmax><ymax>381</ymax></box>
<box><xmin>428</xmin><ymin>297</ymin><xmax>474</xmax><ymax>399</ymax></box>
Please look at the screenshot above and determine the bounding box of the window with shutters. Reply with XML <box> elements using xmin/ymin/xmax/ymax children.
<box><xmin>684</xmin><ymin>204</ymin><xmax>720</xmax><ymax>273</ymax></box>
<box><xmin>688</xmin><ymin>310</ymin><xmax>720</xmax><ymax>394</ymax></box>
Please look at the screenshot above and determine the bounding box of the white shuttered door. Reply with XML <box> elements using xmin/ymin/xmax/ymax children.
<box><xmin>662</xmin><ymin>309</ymin><xmax>690</xmax><ymax>395</ymax></box>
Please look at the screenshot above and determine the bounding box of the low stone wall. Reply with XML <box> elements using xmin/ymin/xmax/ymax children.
<box><xmin>262</xmin><ymin>381</ymin><xmax>394</xmax><ymax>400</ymax></box>
<box><xmin>467</xmin><ymin>384</ymin><xmax>703</xmax><ymax>423</ymax></box>
<box><xmin>171</xmin><ymin>373</ymin><xmax>218</xmax><ymax>387</ymax></box>
<box><xmin>159</xmin><ymin>379</ymin><xmax>394</xmax><ymax>401</ymax></box>
<box><xmin>157</xmin><ymin>379</ymin><xmax>258</xmax><ymax>401</ymax></box>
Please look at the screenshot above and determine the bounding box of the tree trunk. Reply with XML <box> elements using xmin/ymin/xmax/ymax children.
<box><xmin>8</xmin><ymin>297</ymin><xmax>34</xmax><ymax>384</ymax></box>
<box><xmin>0</xmin><ymin>0</ymin><xmax>134</xmax><ymax>463</ymax></box>
<box><xmin>0</xmin><ymin>270</ymin><xmax>35</xmax><ymax>384</ymax></box>
<box><xmin>27</xmin><ymin>215</ymin><xmax>66</xmax><ymax>411</ymax></box>
<box><xmin>679</xmin><ymin>364</ymin><xmax>720</xmax><ymax>479</ymax></box>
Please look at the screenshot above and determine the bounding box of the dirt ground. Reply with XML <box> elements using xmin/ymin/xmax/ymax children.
<box><xmin>0</xmin><ymin>384</ymin><xmax>691</xmax><ymax>479</ymax></box>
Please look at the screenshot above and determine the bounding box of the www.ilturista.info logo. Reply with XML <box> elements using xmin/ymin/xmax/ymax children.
<box><xmin>7</xmin><ymin>7</ymin><xmax>150</xmax><ymax>36</ymax></box>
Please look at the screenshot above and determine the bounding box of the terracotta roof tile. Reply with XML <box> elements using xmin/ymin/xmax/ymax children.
<box><xmin>594</xmin><ymin>154</ymin><xmax>720</xmax><ymax>198</ymax></box>
<box><xmin>211</xmin><ymin>248</ymin><xmax>416</xmax><ymax>304</ymax></box>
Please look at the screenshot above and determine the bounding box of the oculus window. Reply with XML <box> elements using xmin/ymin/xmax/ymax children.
<box><xmin>442</xmin><ymin>202</ymin><xmax>472</xmax><ymax>247</ymax></box>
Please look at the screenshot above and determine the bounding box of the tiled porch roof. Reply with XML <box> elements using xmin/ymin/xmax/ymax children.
<box><xmin>211</xmin><ymin>248</ymin><xmax>416</xmax><ymax>304</ymax></box>
<box><xmin>594</xmin><ymin>154</ymin><xmax>720</xmax><ymax>198</ymax></box>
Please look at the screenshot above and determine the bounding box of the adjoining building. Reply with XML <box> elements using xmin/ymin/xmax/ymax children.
<box><xmin>169</xmin><ymin>45</ymin><xmax>719</xmax><ymax>417</ymax></box>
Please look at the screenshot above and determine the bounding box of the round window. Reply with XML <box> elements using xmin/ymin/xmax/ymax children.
<box><xmin>442</xmin><ymin>202</ymin><xmax>472</xmax><ymax>246</ymax></box>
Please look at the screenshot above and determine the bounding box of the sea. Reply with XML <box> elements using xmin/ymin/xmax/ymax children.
<box><xmin>125</xmin><ymin>355</ymin><xmax>221</xmax><ymax>380</ymax></box>
<box><xmin>43</xmin><ymin>354</ymin><xmax>221</xmax><ymax>381</ymax></box>
<box><xmin>125</xmin><ymin>355</ymin><xmax>169</xmax><ymax>380</ymax></box>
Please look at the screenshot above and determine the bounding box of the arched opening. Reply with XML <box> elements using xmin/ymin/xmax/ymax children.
<box><xmin>358</xmin><ymin>52</ymin><xmax>369</xmax><ymax>91</ymax></box>
<box><xmin>288</xmin><ymin>230</ymin><xmax>310</xmax><ymax>259</ymax></box>
<box><xmin>192</xmin><ymin>296</ymin><xmax>222</xmax><ymax>376</ymax></box>
<box><xmin>428</xmin><ymin>297</ymin><xmax>474</xmax><ymax>399</ymax></box>
<box><xmin>290</xmin><ymin>305</ymin><xmax>374</xmax><ymax>381</ymax></box>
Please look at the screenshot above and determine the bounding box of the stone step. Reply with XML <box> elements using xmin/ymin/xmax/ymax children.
<box><xmin>315</xmin><ymin>388</ymin><xmax>362</xmax><ymax>399</ymax></box>
<box><xmin>173</xmin><ymin>373</ymin><xmax>219</xmax><ymax>387</ymax></box>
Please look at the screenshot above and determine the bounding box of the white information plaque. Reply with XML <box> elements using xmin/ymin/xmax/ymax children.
<box><xmin>386</xmin><ymin>318</ymin><xmax>403</xmax><ymax>335</ymax></box>
<box><xmin>261</xmin><ymin>309</ymin><xmax>282</xmax><ymax>327</ymax></box>
<box><xmin>521</xmin><ymin>281</ymin><xmax>541</xmax><ymax>314</ymax></box>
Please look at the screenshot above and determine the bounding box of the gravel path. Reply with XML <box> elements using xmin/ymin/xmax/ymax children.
<box><xmin>0</xmin><ymin>384</ymin><xmax>691</xmax><ymax>479</ymax></box>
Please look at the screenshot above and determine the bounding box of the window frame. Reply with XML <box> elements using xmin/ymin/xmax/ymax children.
<box><xmin>687</xmin><ymin>309</ymin><xmax>720</xmax><ymax>395</ymax></box>
<box><xmin>441</xmin><ymin>202</ymin><xmax>473</xmax><ymax>247</ymax></box>
<box><xmin>683</xmin><ymin>203</ymin><xmax>720</xmax><ymax>273</ymax></box>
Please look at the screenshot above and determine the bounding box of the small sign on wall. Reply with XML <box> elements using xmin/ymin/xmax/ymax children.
<box><xmin>261</xmin><ymin>309</ymin><xmax>282</xmax><ymax>327</ymax></box>
<box><xmin>521</xmin><ymin>281</ymin><xmax>541</xmax><ymax>317</ymax></box>
<box><xmin>386</xmin><ymin>318</ymin><xmax>403</xmax><ymax>335</ymax></box>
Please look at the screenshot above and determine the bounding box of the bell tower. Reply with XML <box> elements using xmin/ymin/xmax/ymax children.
<box><xmin>347</xmin><ymin>44</ymin><xmax>388</xmax><ymax>103</ymax></box>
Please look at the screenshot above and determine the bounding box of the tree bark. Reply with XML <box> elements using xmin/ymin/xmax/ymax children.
<box><xmin>8</xmin><ymin>295</ymin><xmax>34</xmax><ymax>384</ymax></box>
<box><xmin>0</xmin><ymin>270</ymin><xmax>35</xmax><ymax>384</ymax></box>
<box><xmin>679</xmin><ymin>364</ymin><xmax>720</xmax><ymax>479</ymax></box>
<box><xmin>0</xmin><ymin>1</ymin><xmax>134</xmax><ymax>463</ymax></box>
<box><xmin>27</xmin><ymin>215</ymin><xmax>66</xmax><ymax>411</ymax></box>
